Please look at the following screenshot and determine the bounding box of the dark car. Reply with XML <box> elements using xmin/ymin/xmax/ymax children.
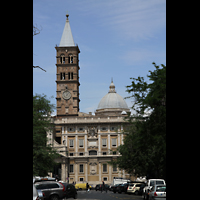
<box><xmin>117</xmin><ymin>183</ymin><xmax>130</xmax><ymax>193</ymax></box>
<box><xmin>62</xmin><ymin>183</ymin><xmax>77</xmax><ymax>199</ymax></box>
<box><xmin>95</xmin><ymin>184</ymin><xmax>109</xmax><ymax>191</ymax></box>
<box><xmin>112</xmin><ymin>184</ymin><xmax>121</xmax><ymax>193</ymax></box>
<box><xmin>34</xmin><ymin>181</ymin><xmax>65</xmax><ymax>200</ymax></box>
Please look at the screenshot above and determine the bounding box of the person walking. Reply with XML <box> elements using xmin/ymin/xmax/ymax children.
<box><xmin>86</xmin><ymin>182</ymin><xmax>89</xmax><ymax>192</ymax></box>
<box><xmin>101</xmin><ymin>181</ymin><xmax>107</xmax><ymax>193</ymax></box>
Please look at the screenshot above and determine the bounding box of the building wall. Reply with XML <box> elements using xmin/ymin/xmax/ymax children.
<box><xmin>50</xmin><ymin>115</ymin><xmax>134</xmax><ymax>185</ymax></box>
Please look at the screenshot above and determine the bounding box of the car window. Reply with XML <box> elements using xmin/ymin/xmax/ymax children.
<box><xmin>129</xmin><ymin>184</ymin><xmax>134</xmax><ymax>186</ymax></box>
<box><xmin>136</xmin><ymin>184</ymin><xmax>141</xmax><ymax>187</ymax></box>
<box><xmin>156</xmin><ymin>181</ymin><xmax>165</xmax><ymax>185</ymax></box>
<box><xmin>150</xmin><ymin>180</ymin><xmax>154</xmax><ymax>186</ymax></box>
<box><xmin>47</xmin><ymin>183</ymin><xmax>59</xmax><ymax>189</ymax></box>
<box><xmin>156</xmin><ymin>186</ymin><xmax>166</xmax><ymax>192</ymax></box>
<box><xmin>35</xmin><ymin>184</ymin><xmax>47</xmax><ymax>189</ymax></box>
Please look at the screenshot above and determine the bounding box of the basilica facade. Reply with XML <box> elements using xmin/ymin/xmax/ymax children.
<box><xmin>47</xmin><ymin>14</ymin><xmax>134</xmax><ymax>186</ymax></box>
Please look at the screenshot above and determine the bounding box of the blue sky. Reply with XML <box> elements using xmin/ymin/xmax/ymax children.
<box><xmin>33</xmin><ymin>0</ymin><xmax>166</xmax><ymax>115</ymax></box>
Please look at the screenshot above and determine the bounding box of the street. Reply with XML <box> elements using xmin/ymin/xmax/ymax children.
<box><xmin>72</xmin><ymin>190</ymin><xmax>142</xmax><ymax>200</ymax></box>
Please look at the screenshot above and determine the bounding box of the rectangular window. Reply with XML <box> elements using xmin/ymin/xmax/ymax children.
<box><xmin>79</xmin><ymin>152</ymin><xmax>84</xmax><ymax>156</ymax></box>
<box><xmin>112</xmin><ymin>138</ymin><xmax>117</xmax><ymax>147</ymax></box>
<box><xmin>79</xmin><ymin>139</ymin><xmax>84</xmax><ymax>147</ymax></box>
<box><xmin>80</xmin><ymin>164</ymin><xmax>84</xmax><ymax>172</ymax></box>
<box><xmin>113</xmin><ymin>165</ymin><xmax>117</xmax><ymax>172</ymax></box>
<box><xmin>69</xmin><ymin>139</ymin><xmax>74</xmax><ymax>147</ymax></box>
<box><xmin>103</xmin><ymin>164</ymin><xmax>107</xmax><ymax>172</ymax></box>
<box><xmin>68</xmin><ymin>72</ymin><xmax>71</xmax><ymax>80</ymax></box>
<box><xmin>102</xmin><ymin>139</ymin><xmax>107</xmax><ymax>147</ymax></box>
<box><xmin>80</xmin><ymin>178</ymin><xmax>84</xmax><ymax>181</ymax></box>
<box><xmin>69</xmin><ymin>153</ymin><xmax>73</xmax><ymax>156</ymax></box>
<box><xmin>69</xmin><ymin>164</ymin><xmax>73</xmax><ymax>173</ymax></box>
<box><xmin>103</xmin><ymin>177</ymin><xmax>107</xmax><ymax>181</ymax></box>
<box><xmin>71</xmin><ymin>72</ymin><xmax>73</xmax><ymax>79</ymax></box>
<box><xmin>102</xmin><ymin>152</ymin><xmax>107</xmax><ymax>155</ymax></box>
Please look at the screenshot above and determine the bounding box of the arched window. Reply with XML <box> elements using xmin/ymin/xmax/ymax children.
<box><xmin>89</xmin><ymin>150</ymin><xmax>97</xmax><ymax>155</ymax></box>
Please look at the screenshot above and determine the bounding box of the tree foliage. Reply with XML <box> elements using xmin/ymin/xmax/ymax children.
<box><xmin>33</xmin><ymin>94</ymin><xmax>59</xmax><ymax>176</ymax></box>
<box><xmin>110</xmin><ymin>62</ymin><xmax>166</xmax><ymax>179</ymax></box>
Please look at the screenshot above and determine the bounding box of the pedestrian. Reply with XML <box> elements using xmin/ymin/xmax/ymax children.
<box><xmin>102</xmin><ymin>181</ymin><xmax>107</xmax><ymax>193</ymax></box>
<box><xmin>86</xmin><ymin>182</ymin><xmax>89</xmax><ymax>192</ymax></box>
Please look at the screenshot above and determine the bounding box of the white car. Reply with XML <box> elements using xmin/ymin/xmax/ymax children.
<box><xmin>127</xmin><ymin>183</ymin><xmax>143</xmax><ymax>195</ymax></box>
<box><xmin>149</xmin><ymin>184</ymin><xmax>166</xmax><ymax>200</ymax></box>
<box><xmin>33</xmin><ymin>183</ymin><xmax>39</xmax><ymax>200</ymax></box>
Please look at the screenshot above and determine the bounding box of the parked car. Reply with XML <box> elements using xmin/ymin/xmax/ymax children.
<box><xmin>62</xmin><ymin>182</ymin><xmax>77</xmax><ymax>199</ymax></box>
<box><xmin>149</xmin><ymin>184</ymin><xmax>166</xmax><ymax>200</ymax></box>
<box><xmin>75</xmin><ymin>183</ymin><xmax>91</xmax><ymax>190</ymax></box>
<box><xmin>127</xmin><ymin>183</ymin><xmax>143</xmax><ymax>195</ymax></box>
<box><xmin>33</xmin><ymin>183</ymin><xmax>39</xmax><ymax>200</ymax></box>
<box><xmin>118</xmin><ymin>183</ymin><xmax>131</xmax><ymax>193</ymax></box>
<box><xmin>143</xmin><ymin>179</ymin><xmax>165</xmax><ymax>200</ymax></box>
<box><xmin>34</xmin><ymin>181</ymin><xmax>65</xmax><ymax>200</ymax></box>
<box><xmin>112</xmin><ymin>184</ymin><xmax>121</xmax><ymax>193</ymax></box>
<box><xmin>95</xmin><ymin>184</ymin><xmax>109</xmax><ymax>191</ymax></box>
<box><xmin>37</xmin><ymin>189</ymin><xmax>45</xmax><ymax>200</ymax></box>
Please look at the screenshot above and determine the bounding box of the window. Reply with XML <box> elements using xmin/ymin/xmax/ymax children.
<box><xmin>68</xmin><ymin>72</ymin><xmax>73</xmax><ymax>80</ymax></box>
<box><xmin>113</xmin><ymin>165</ymin><xmax>117</xmax><ymax>172</ymax></box>
<box><xmin>103</xmin><ymin>164</ymin><xmax>107</xmax><ymax>172</ymax></box>
<box><xmin>102</xmin><ymin>139</ymin><xmax>107</xmax><ymax>147</ymax></box>
<box><xmin>89</xmin><ymin>150</ymin><xmax>97</xmax><ymax>155</ymax></box>
<box><xmin>69</xmin><ymin>164</ymin><xmax>74</xmax><ymax>173</ymax></box>
<box><xmin>79</xmin><ymin>152</ymin><xmax>84</xmax><ymax>156</ymax></box>
<box><xmin>69</xmin><ymin>153</ymin><xmax>73</xmax><ymax>156</ymax></box>
<box><xmin>102</xmin><ymin>152</ymin><xmax>107</xmax><ymax>155</ymax></box>
<box><xmin>111</xmin><ymin>126</ymin><xmax>117</xmax><ymax>131</ymax></box>
<box><xmin>101</xmin><ymin>127</ymin><xmax>108</xmax><ymax>131</ymax></box>
<box><xmin>103</xmin><ymin>177</ymin><xmax>107</xmax><ymax>181</ymax></box>
<box><xmin>112</xmin><ymin>138</ymin><xmax>117</xmax><ymax>147</ymax></box>
<box><xmin>80</xmin><ymin>164</ymin><xmax>84</xmax><ymax>172</ymax></box>
<box><xmin>79</xmin><ymin>139</ymin><xmax>84</xmax><ymax>147</ymax></box>
<box><xmin>69</xmin><ymin>139</ymin><xmax>74</xmax><ymax>147</ymax></box>
<box><xmin>68</xmin><ymin>56</ymin><xmax>73</xmax><ymax>64</ymax></box>
<box><xmin>68</xmin><ymin>127</ymin><xmax>75</xmax><ymax>132</ymax></box>
<box><xmin>60</xmin><ymin>72</ymin><xmax>65</xmax><ymax>80</ymax></box>
<box><xmin>80</xmin><ymin>178</ymin><xmax>84</xmax><ymax>181</ymax></box>
<box><xmin>60</xmin><ymin>54</ymin><xmax>65</xmax><ymax>64</ymax></box>
<box><xmin>113</xmin><ymin>151</ymin><xmax>117</xmax><ymax>155</ymax></box>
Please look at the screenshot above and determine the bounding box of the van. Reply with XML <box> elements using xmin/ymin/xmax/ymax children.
<box><xmin>75</xmin><ymin>183</ymin><xmax>91</xmax><ymax>190</ymax></box>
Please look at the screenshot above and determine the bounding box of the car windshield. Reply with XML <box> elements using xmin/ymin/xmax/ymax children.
<box><xmin>156</xmin><ymin>186</ymin><xmax>166</xmax><ymax>192</ymax></box>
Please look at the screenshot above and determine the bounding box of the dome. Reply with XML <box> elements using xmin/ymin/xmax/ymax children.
<box><xmin>95</xmin><ymin>81</ymin><xmax>130</xmax><ymax>116</ymax></box>
<box><xmin>97</xmin><ymin>93</ymin><xmax>129</xmax><ymax>110</ymax></box>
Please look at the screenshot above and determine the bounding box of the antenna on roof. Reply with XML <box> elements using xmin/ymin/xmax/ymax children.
<box><xmin>111</xmin><ymin>77</ymin><xmax>113</xmax><ymax>83</ymax></box>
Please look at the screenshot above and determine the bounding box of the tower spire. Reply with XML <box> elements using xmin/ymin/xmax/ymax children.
<box><xmin>59</xmin><ymin>13</ymin><xmax>75</xmax><ymax>47</ymax></box>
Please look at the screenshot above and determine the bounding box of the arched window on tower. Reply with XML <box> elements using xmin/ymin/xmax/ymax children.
<box><xmin>60</xmin><ymin>54</ymin><xmax>65</xmax><ymax>64</ymax></box>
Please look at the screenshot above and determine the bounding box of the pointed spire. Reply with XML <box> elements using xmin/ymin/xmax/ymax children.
<box><xmin>59</xmin><ymin>14</ymin><xmax>75</xmax><ymax>47</ymax></box>
<box><xmin>109</xmin><ymin>79</ymin><xmax>116</xmax><ymax>93</ymax></box>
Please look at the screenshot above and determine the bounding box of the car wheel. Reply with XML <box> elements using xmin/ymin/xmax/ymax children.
<box><xmin>50</xmin><ymin>194</ymin><xmax>59</xmax><ymax>200</ymax></box>
<box><xmin>74</xmin><ymin>193</ymin><xmax>77</xmax><ymax>199</ymax></box>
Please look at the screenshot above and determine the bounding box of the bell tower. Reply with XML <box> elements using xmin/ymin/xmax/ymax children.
<box><xmin>55</xmin><ymin>14</ymin><xmax>80</xmax><ymax>117</ymax></box>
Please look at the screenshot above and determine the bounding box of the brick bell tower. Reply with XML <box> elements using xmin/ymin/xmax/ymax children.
<box><xmin>55</xmin><ymin>14</ymin><xmax>80</xmax><ymax>117</ymax></box>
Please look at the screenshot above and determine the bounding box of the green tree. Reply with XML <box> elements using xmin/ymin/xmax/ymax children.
<box><xmin>33</xmin><ymin>94</ymin><xmax>59</xmax><ymax>176</ymax></box>
<box><xmin>110</xmin><ymin>62</ymin><xmax>166</xmax><ymax>179</ymax></box>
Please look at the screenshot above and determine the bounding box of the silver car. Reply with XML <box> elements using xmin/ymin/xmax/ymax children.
<box><xmin>33</xmin><ymin>183</ymin><xmax>39</xmax><ymax>200</ymax></box>
<box><xmin>149</xmin><ymin>184</ymin><xmax>166</xmax><ymax>200</ymax></box>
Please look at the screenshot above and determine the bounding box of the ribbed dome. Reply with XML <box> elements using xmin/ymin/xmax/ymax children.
<box><xmin>97</xmin><ymin>92</ymin><xmax>129</xmax><ymax>110</ymax></box>
<box><xmin>96</xmin><ymin>81</ymin><xmax>129</xmax><ymax>114</ymax></box>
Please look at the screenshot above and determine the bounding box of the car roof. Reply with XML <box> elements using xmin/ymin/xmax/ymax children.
<box><xmin>35</xmin><ymin>181</ymin><xmax>60</xmax><ymax>184</ymax></box>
